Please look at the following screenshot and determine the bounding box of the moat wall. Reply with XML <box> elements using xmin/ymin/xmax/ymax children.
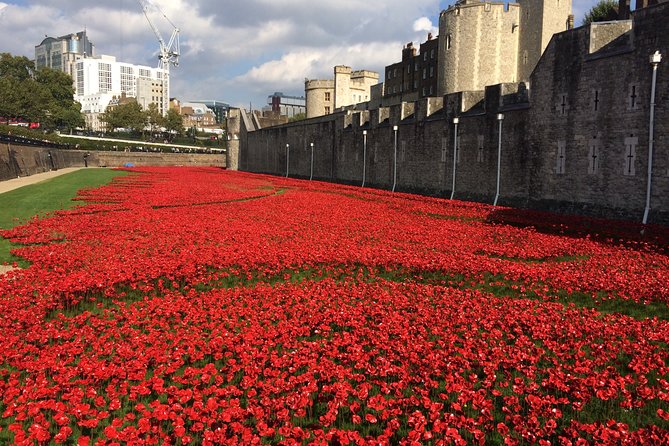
<box><xmin>239</xmin><ymin>5</ymin><xmax>669</xmax><ymax>225</ymax></box>
<box><xmin>0</xmin><ymin>144</ymin><xmax>226</xmax><ymax>181</ymax></box>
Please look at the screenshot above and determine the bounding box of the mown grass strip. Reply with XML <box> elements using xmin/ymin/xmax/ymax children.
<box><xmin>46</xmin><ymin>264</ymin><xmax>669</xmax><ymax>323</ymax></box>
<box><xmin>0</xmin><ymin>168</ymin><xmax>130</xmax><ymax>266</ymax></box>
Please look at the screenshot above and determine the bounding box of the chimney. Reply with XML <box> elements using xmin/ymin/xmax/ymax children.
<box><xmin>618</xmin><ymin>0</ymin><xmax>631</xmax><ymax>19</ymax></box>
<box><xmin>428</xmin><ymin>32</ymin><xmax>433</xmax><ymax>40</ymax></box>
<box><xmin>567</xmin><ymin>14</ymin><xmax>574</xmax><ymax>29</ymax></box>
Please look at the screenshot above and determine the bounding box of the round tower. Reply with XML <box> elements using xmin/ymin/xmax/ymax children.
<box><xmin>438</xmin><ymin>1</ymin><xmax>520</xmax><ymax>95</ymax></box>
<box><xmin>305</xmin><ymin>79</ymin><xmax>334</xmax><ymax>118</ymax></box>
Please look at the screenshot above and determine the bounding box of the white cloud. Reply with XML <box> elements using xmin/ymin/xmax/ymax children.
<box><xmin>413</xmin><ymin>16</ymin><xmax>436</xmax><ymax>33</ymax></box>
<box><xmin>0</xmin><ymin>0</ymin><xmax>450</xmax><ymax>106</ymax></box>
<box><xmin>234</xmin><ymin>42</ymin><xmax>399</xmax><ymax>90</ymax></box>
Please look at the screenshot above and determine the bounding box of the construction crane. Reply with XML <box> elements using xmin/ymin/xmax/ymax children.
<box><xmin>137</xmin><ymin>0</ymin><xmax>180</xmax><ymax>116</ymax></box>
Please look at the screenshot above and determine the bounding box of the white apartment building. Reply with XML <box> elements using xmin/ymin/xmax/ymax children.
<box><xmin>74</xmin><ymin>55</ymin><xmax>168</xmax><ymax>130</ymax></box>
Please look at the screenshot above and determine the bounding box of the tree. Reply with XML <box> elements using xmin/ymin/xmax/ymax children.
<box><xmin>144</xmin><ymin>103</ymin><xmax>164</xmax><ymax>135</ymax></box>
<box><xmin>0</xmin><ymin>54</ymin><xmax>46</xmax><ymax>123</ymax></box>
<box><xmin>35</xmin><ymin>67</ymin><xmax>84</xmax><ymax>131</ymax></box>
<box><xmin>0</xmin><ymin>53</ymin><xmax>84</xmax><ymax>130</ymax></box>
<box><xmin>100</xmin><ymin>101</ymin><xmax>145</xmax><ymax>134</ymax></box>
<box><xmin>55</xmin><ymin>102</ymin><xmax>86</xmax><ymax>133</ymax></box>
<box><xmin>34</xmin><ymin>67</ymin><xmax>75</xmax><ymax>104</ymax></box>
<box><xmin>288</xmin><ymin>112</ymin><xmax>307</xmax><ymax>123</ymax></box>
<box><xmin>0</xmin><ymin>76</ymin><xmax>51</xmax><ymax>123</ymax></box>
<box><xmin>583</xmin><ymin>0</ymin><xmax>619</xmax><ymax>25</ymax></box>
<box><xmin>0</xmin><ymin>53</ymin><xmax>34</xmax><ymax>81</ymax></box>
<box><xmin>163</xmin><ymin>108</ymin><xmax>184</xmax><ymax>139</ymax></box>
<box><xmin>99</xmin><ymin>105</ymin><xmax>121</xmax><ymax>133</ymax></box>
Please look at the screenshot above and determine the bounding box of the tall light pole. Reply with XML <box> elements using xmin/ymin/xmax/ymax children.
<box><xmin>493</xmin><ymin>113</ymin><xmax>504</xmax><ymax>207</ymax></box>
<box><xmin>309</xmin><ymin>142</ymin><xmax>315</xmax><ymax>181</ymax></box>
<box><xmin>643</xmin><ymin>51</ymin><xmax>662</xmax><ymax>225</ymax></box>
<box><xmin>285</xmin><ymin>143</ymin><xmax>290</xmax><ymax>178</ymax></box>
<box><xmin>450</xmin><ymin>117</ymin><xmax>459</xmax><ymax>200</ymax></box>
<box><xmin>362</xmin><ymin>130</ymin><xmax>368</xmax><ymax>187</ymax></box>
<box><xmin>392</xmin><ymin>125</ymin><xmax>398</xmax><ymax>192</ymax></box>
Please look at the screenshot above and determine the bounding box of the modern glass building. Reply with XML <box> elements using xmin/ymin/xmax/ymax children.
<box><xmin>192</xmin><ymin>100</ymin><xmax>231</xmax><ymax>124</ymax></box>
<box><xmin>35</xmin><ymin>31</ymin><xmax>95</xmax><ymax>79</ymax></box>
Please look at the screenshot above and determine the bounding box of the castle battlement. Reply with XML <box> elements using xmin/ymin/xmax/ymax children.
<box><xmin>351</xmin><ymin>70</ymin><xmax>379</xmax><ymax>80</ymax></box>
<box><xmin>305</xmin><ymin>66</ymin><xmax>379</xmax><ymax>118</ymax></box>
<box><xmin>441</xmin><ymin>0</ymin><xmax>519</xmax><ymax>15</ymax></box>
<box><xmin>305</xmin><ymin>80</ymin><xmax>334</xmax><ymax>89</ymax></box>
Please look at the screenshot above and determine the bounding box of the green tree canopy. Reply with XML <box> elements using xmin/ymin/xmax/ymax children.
<box><xmin>100</xmin><ymin>101</ymin><xmax>146</xmax><ymax>134</ymax></box>
<box><xmin>35</xmin><ymin>67</ymin><xmax>84</xmax><ymax>131</ymax></box>
<box><xmin>0</xmin><ymin>53</ymin><xmax>84</xmax><ymax>131</ymax></box>
<box><xmin>0</xmin><ymin>53</ymin><xmax>35</xmax><ymax>81</ymax></box>
<box><xmin>163</xmin><ymin>108</ymin><xmax>184</xmax><ymax>138</ymax></box>
<box><xmin>288</xmin><ymin>112</ymin><xmax>307</xmax><ymax>123</ymax></box>
<box><xmin>583</xmin><ymin>0</ymin><xmax>619</xmax><ymax>25</ymax></box>
<box><xmin>144</xmin><ymin>102</ymin><xmax>164</xmax><ymax>134</ymax></box>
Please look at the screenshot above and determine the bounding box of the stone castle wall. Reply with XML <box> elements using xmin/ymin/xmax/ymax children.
<box><xmin>239</xmin><ymin>4</ymin><xmax>669</xmax><ymax>225</ymax></box>
<box><xmin>240</xmin><ymin>91</ymin><xmax>537</xmax><ymax>211</ymax></box>
<box><xmin>527</xmin><ymin>4</ymin><xmax>669</xmax><ymax>221</ymax></box>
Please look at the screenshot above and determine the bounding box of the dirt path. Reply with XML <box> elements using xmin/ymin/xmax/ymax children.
<box><xmin>1</xmin><ymin>168</ymin><xmax>84</xmax><ymax>275</ymax></box>
<box><xmin>0</xmin><ymin>168</ymin><xmax>83</xmax><ymax>195</ymax></box>
<box><xmin>0</xmin><ymin>265</ymin><xmax>15</xmax><ymax>274</ymax></box>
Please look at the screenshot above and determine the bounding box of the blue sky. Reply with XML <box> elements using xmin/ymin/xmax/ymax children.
<box><xmin>0</xmin><ymin>1</ymin><xmax>602</xmax><ymax>109</ymax></box>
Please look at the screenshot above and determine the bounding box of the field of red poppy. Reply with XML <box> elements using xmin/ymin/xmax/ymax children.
<box><xmin>0</xmin><ymin>166</ymin><xmax>668</xmax><ymax>445</ymax></box>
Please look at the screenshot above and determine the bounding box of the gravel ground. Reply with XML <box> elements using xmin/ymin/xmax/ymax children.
<box><xmin>0</xmin><ymin>168</ymin><xmax>83</xmax><ymax>194</ymax></box>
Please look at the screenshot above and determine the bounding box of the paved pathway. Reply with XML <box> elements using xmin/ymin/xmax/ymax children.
<box><xmin>0</xmin><ymin>168</ymin><xmax>83</xmax><ymax>195</ymax></box>
<box><xmin>1</xmin><ymin>168</ymin><xmax>83</xmax><ymax>274</ymax></box>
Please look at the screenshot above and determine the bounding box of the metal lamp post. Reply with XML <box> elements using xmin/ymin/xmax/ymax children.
<box><xmin>643</xmin><ymin>51</ymin><xmax>662</xmax><ymax>225</ymax></box>
<box><xmin>450</xmin><ymin>117</ymin><xmax>459</xmax><ymax>200</ymax></box>
<box><xmin>392</xmin><ymin>125</ymin><xmax>398</xmax><ymax>192</ymax></box>
<box><xmin>309</xmin><ymin>142</ymin><xmax>315</xmax><ymax>181</ymax></box>
<box><xmin>362</xmin><ymin>130</ymin><xmax>368</xmax><ymax>187</ymax></box>
<box><xmin>493</xmin><ymin>113</ymin><xmax>504</xmax><ymax>207</ymax></box>
<box><xmin>285</xmin><ymin>143</ymin><xmax>290</xmax><ymax>178</ymax></box>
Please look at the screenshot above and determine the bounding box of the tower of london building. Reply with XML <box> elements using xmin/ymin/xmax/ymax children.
<box><xmin>438</xmin><ymin>0</ymin><xmax>572</xmax><ymax>95</ymax></box>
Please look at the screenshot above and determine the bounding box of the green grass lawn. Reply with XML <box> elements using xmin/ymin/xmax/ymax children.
<box><xmin>0</xmin><ymin>168</ymin><xmax>130</xmax><ymax>266</ymax></box>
